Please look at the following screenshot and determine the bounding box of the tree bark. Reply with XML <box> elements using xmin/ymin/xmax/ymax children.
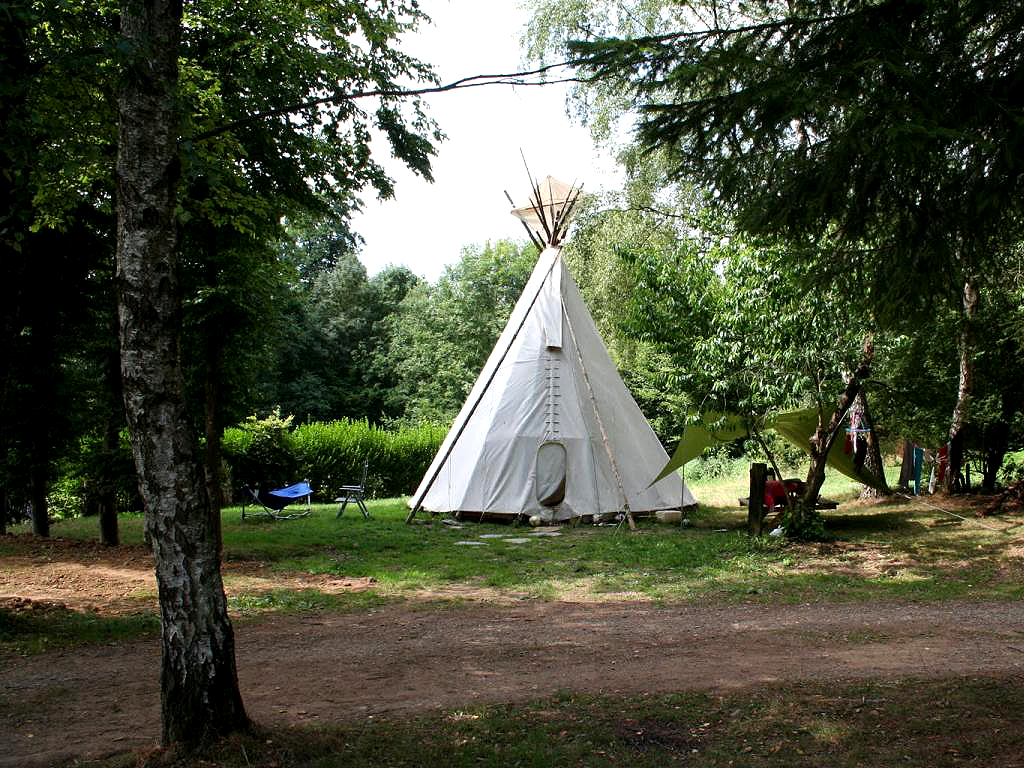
<box><xmin>748</xmin><ymin>463</ymin><xmax>767</xmax><ymax>536</ymax></box>
<box><xmin>945</xmin><ymin>276</ymin><xmax>978</xmax><ymax>493</ymax></box>
<box><xmin>117</xmin><ymin>0</ymin><xmax>247</xmax><ymax>747</ymax></box>
<box><xmin>30</xmin><ymin>455</ymin><xmax>49</xmax><ymax>537</ymax></box>
<box><xmin>980</xmin><ymin>421</ymin><xmax>1009</xmax><ymax>494</ymax></box>
<box><xmin>204</xmin><ymin>338</ymin><xmax>223</xmax><ymax>549</ymax></box>
<box><xmin>798</xmin><ymin>336</ymin><xmax>875</xmax><ymax>526</ymax></box>
<box><xmin>98</xmin><ymin>417</ymin><xmax>120</xmax><ymax>547</ymax></box>
<box><xmin>854</xmin><ymin>390</ymin><xmax>889</xmax><ymax>499</ymax></box>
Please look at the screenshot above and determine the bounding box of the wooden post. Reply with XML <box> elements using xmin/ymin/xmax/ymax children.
<box><xmin>749</xmin><ymin>463</ymin><xmax>767</xmax><ymax>536</ymax></box>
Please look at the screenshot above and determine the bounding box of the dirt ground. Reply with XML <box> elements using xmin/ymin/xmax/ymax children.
<box><xmin>2</xmin><ymin>537</ymin><xmax>1024</xmax><ymax>767</ymax></box>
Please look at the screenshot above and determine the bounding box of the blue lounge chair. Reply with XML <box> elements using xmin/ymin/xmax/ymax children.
<box><xmin>242</xmin><ymin>481</ymin><xmax>313</xmax><ymax>520</ymax></box>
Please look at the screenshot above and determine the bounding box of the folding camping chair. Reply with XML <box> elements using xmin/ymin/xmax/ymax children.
<box><xmin>335</xmin><ymin>460</ymin><xmax>370</xmax><ymax>519</ymax></box>
<box><xmin>241</xmin><ymin>481</ymin><xmax>313</xmax><ymax>520</ymax></box>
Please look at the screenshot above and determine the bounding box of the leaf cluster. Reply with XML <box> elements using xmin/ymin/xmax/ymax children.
<box><xmin>568</xmin><ymin>0</ymin><xmax>1024</xmax><ymax>310</ymax></box>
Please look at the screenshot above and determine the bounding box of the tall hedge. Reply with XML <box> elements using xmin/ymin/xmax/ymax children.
<box><xmin>222</xmin><ymin>416</ymin><xmax>446</xmax><ymax>501</ymax></box>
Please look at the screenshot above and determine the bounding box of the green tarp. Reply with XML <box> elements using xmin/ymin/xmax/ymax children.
<box><xmin>651</xmin><ymin>409</ymin><xmax>886</xmax><ymax>490</ymax></box>
<box><xmin>770</xmin><ymin>408</ymin><xmax>885</xmax><ymax>489</ymax></box>
<box><xmin>650</xmin><ymin>413</ymin><xmax>748</xmax><ymax>485</ymax></box>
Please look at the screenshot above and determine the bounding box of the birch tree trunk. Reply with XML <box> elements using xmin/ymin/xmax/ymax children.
<box><xmin>117</xmin><ymin>0</ymin><xmax>247</xmax><ymax>746</ymax></box>
<box><xmin>945</xmin><ymin>276</ymin><xmax>978</xmax><ymax>493</ymax></box>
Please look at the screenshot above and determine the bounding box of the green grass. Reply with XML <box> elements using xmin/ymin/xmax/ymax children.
<box><xmin>4</xmin><ymin>470</ymin><xmax>1022</xmax><ymax>653</ymax></box>
<box><xmin>226</xmin><ymin>588</ymin><xmax>396</xmax><ymax>617</ymax></box>
<box><xmin>0</xmin><ymin>606</ymin><xmax>158</xmax><ymax>656</ymax></box>
<box><xmin>221</xmin><ymin>502</ymin><xmax>790</xmax><ymax>599</ymax></box>
<box><xmin>104</xmin><ymin>676</ymin><xmax>1024</xmax><ymax>768</ymax></box>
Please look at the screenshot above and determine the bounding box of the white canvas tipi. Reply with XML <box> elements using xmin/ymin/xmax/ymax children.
<box><xmin>407</xmin><ymin>177</ymin><xmax>695</xmax><ymax>525</ymax></box>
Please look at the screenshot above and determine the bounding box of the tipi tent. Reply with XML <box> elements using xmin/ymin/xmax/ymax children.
<box><xmin>407</xmin><ymin>177</ymin><xmax>695</xmax><ymax>525</ymax></box>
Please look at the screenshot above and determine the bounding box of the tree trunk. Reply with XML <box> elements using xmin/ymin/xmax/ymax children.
<box><xmin>204</xmin><ymin>340</ymin><xmax>223</xmax><ymax>550</ymax></box>
<box><xmin>945</xmin><ymin>276</ymin><xmax>978</xmax><ymax>493</ymax></box>
<box><xmin>854</xmin><ymin>390</ymin><xmax>889</xmax><ymax>498</ymax></box>
<box><xmin>117</xmin><ymin>0</ymin><xmax>247</xmax><ymax>747</ymax></box>
<box><xmin>30</xmin><ymin>455</ymin><xmax>49</xmax><ymax>537</ymax></box>
<box><xmin>98</xmin><ymin>418</ymin><xmax>120</xmax><ymax>547</ymax></box>
<box><xmin>980</xmin><ymin>421</ymin><xmax>1009</xmax><ymax>494</ymax></box>
<box><xmin>1</xmin><ymin>1</ymin><xmax>32</xmax><ymax>543</ymax></box>
<box><xmin>748</xmin><ymin>463</ymin><xmax>767</xmax><ymax>536</ymax></box>
<box><xmin>796</xmin><ymin>336</ymin><xmax>875</xmax><ymax>530</ymax></box>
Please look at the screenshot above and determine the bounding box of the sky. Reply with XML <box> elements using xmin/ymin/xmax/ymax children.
<box><xmin>350</xmin><ymin>0</ymin><xmax>618</xmax><ymax>281</ymax></box>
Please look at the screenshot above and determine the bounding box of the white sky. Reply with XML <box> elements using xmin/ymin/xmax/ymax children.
<box><xmin>351</xmin><ymin>0</ymin><xmax>618</xmax><ymax>281</ymax></box>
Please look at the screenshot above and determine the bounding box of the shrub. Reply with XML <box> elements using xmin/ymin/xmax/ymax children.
<box><xmin>222</xmin><ymin>408</ymin><xmax>298</xmax><ymax>492</ymax></box>
<box><xmin>48</xmin><ymin>430</ymin><xmax>140</xmax><ymax>520</ymax></box>
<box><xmin>222</xmin><ymin>414</ymin><xmax>446</xmax><ymax>501</ymax></box>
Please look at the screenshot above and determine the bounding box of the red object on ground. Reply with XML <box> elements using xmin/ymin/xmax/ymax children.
<box><xmin>765</xmin><ymin>479</ymin><xmax>787</xmax><ymax>509</ymax></box>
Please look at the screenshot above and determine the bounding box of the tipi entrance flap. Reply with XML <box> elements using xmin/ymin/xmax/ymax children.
<box><xmin>535</xmin><ymin>441</ymin><xmax>567</xmax><ymax>506</ymax></box>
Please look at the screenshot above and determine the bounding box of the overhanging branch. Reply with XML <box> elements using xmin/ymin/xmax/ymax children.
<box><xmin>192</xmin><ymin>61</ymin><xmax>582</xmax><ymax>142</ymax></box>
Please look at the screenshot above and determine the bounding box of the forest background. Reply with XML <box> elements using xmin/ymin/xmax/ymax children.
<box><xmin>2</xmin><ymin>0</ymin><xmax>1023</xmax><ymax>540</ymax></box>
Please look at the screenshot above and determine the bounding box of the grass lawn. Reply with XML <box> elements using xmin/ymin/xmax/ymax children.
<box><xmin>5</xmin><ymin>468</ymin><xmax>1023</xmax><ymax>611</ymax></box>
<box><xmin>114</xmin><ymin>677</ymin><xmax>1024</xmax><ymax>768</ymax></box>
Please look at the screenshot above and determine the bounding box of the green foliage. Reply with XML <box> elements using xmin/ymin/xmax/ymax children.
<box><xmin>179</xmin><ymin>0</ymin><xmax>442</xmax><ymax>226</ymax></box>
<box><xmin>566</xmin><ymin>0</ymin><xmax>1024</xmax><ymax>313</ymax></box>
<box><xmin>44</xmin><ymin>474</ymin><xmax>84</xmax><ymax>521</ymax></box>
<box><xmin>617</xmin><ymin>226</ymin><xmax>877</xmax><ymax>482</ymax></box>
<box><xmin>0</xmin><ymin>605</ymin><xmax>158</xmax><ymax>656</ymax></box>
<box><xmin>1000</xmin><ymin>454</ymin><xmax>1024</xmax><ymax>488</ymax></box>
<box><xmin>221</xmin><ymin>414</ymin><xmax>445</xmax><ymax>499</ymax></box>
<box><xmin>222</xmin><ymin>408</ymin><xmax>298</xmax><ymax>490</ymax></box>
<box><xmin>564</xmin><ymin>200</ymin><xmax>705</xmax><ymax>442</ymax></box>
<box><xmin>528</xmin><ymin>0</ymin><xmax>1024</xmax><ymax>492</ymax></box>
<box><xmin>173</xmin><ymin>0</ymin><xmax>444</xmax><ymax>451</ymax></box>
<box><xmin>46</xmin><ymin>429</ymin><xmax>141</xmax><ymax>521</ymax></box>
<box><xmin>268</xmin><ymin>253</ymin><xmax>422</xmax><ymax>425</ymax></box>
<box><xmin>290</xmin><ymin>420</ymin><xmax>445</xmax><ymax>499</ymax></box>
<box><xmin>781</xmin><ymin>502</ymin><xmax>826</xmax><ymax>542</ymax></box>
<box><xmin>387</xmin><ymin>240</ymin><xmax>535</xmax><ymax>423</ymax></box>
<box><xmin>2</xmin><ymin>0</ymin><xmax>447</xmax><ymax>530</ymax></box>
<box><xmin>873</xmin><ymin>264</ymin><xmax>1024</xmax><ymax>488</ymax></box>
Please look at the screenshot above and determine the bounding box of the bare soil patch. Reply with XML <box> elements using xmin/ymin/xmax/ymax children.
<box><xmin>0</xmin><ymin>536</ymin><xmax>387</xmax><ymax>619</ymax></box>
